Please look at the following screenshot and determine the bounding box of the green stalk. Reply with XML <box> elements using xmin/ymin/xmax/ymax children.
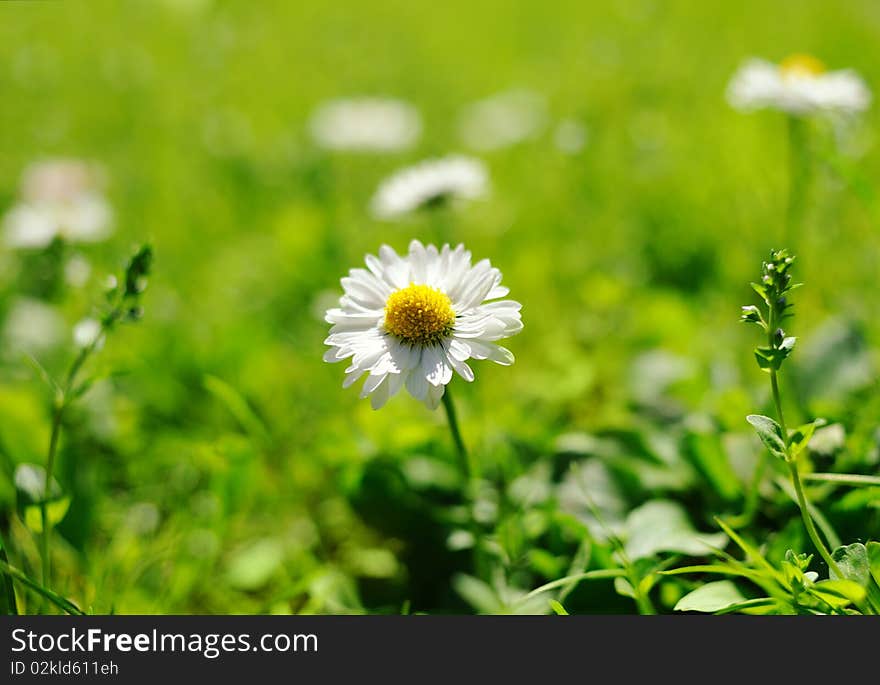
<box><xmin>441</xmin><ymin>386</ymin><xmax>486</xmax><ymax>579</ymax></box>
<box><xmin>39</xmin><ymin>403</ymin><xmax>64</xmax><ymax>588</ymax></box>
<box><xmin>441</xmin><ymin>387</ymin><xmax>477</xmax><ymax>489</ymax></box>
<box><xmin>786</xmin><ymin>461</ymin><xmax>842</xmax><ymax>578</ymax></box>
<box><xmin>38</xmin><ymin>318</ymin><xmax>111</xmax><ymax>596</ymax></box>
<box><xmin>770</xmin><ymin>368</ymin><xmax>842</xmax><ymax>578</ymax></box>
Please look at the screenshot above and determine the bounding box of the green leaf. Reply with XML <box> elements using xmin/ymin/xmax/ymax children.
<box><xmin>225</xmin><ymin>539</ymin><xmax>283</xmax><ymax>591</ymax></box>
<box><xmin>808</xmin><ymin>579</ymin><xmax>866</xmax><ymax>609</ymax></box>
<box><xmin>14</xmin><ymin>463</ymin><xmax>63</xmax><ymax>506</ymax></box>
<box><xmin>453</xmin><ymin>574</ymin><xmax>502</xmax><ymax>614</ymax></box>
<box><xmin>24</xmin><ymin>498</ymin><xmax>71</xmax><ymax>533</ymax></box>
<box><xmin>674</xmin><ymin>581</ymin><xmax>747</xmax><ymax>613</ymax></box>
<box><xmin>614</xmin><ymin>576</ymin><xmax>635</xmax><ymax>599</ymax></box>
<box><xmin>788</xmin><ymin>418</ymin><xmax>827</xmax><ymax>460</ymax></box>
<box><xmin>830</xmin><ymin>543</ymin><xmax>870</xmax><ymax>587</ymax></box>
<box><xmin>0</xmin><ymin>559</ymin><xmax>84</xmax><ymax>615</ymax></box>
<box><xmin>624</xmin><ymin>500</ymin><xmax>727</xmax><ymax>560</ymax></box>
<box><xmin>746</xmin><ymin>414</ymin><xmax>787</xmax><ymax>461</ymax></box>
<box><xmin>868</xmin><ymin>542</ymin><xmax>880</xmax><ymax>588</ymax></box>
<box><xmin>549</xmin><ymin>599</ymin><xmax>568</xmax><ymax>615</ymax></box>
<box><xmin>204</xmin><ymin>375</ymin><xmax>272</xmax><ymax>446</ymax></box>
<box><xmin>750</xmin><ymin>282</ymin><xmax>769</xmax><ymax>304</ymax></box>
<box><xmin>0</xmin><ymin>536</ymin><xmax>18</xmax><ymax>615</ymax></box>
<box><xmin>683</xmin><ymin>432</ymin><xmax>742</xmax><ymax>502</ymax></box>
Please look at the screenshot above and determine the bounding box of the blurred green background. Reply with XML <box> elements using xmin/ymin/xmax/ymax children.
<box><xmin>0</xmin><ymin>0</ymin><xmax>878</xmax><ymax>614</ymax></box>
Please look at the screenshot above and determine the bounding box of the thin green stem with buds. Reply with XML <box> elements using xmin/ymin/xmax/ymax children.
<box><xmin>38</xmin><ymin>323</ymin><xmax>108</xmax><ymax>590</ymax></box>
<box><xmin>31</xmin><ymin>245</ymin><xmax>152</xmax><ymax>608</ymax></box>
<box><xmin>743</xmin><ymin>249</ymin><xmax>844</xmax><ymax>580</ymax></box>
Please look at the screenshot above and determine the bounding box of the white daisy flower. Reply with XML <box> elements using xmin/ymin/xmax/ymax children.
<box><xmin>309</xmin><ymin>97</ymin><xmax>422</xmax><ymax>152</ymax></box>
<box><xmin>727</xmin><ymin>54</ymin><xmax>871</xmax><ymax>116</ymax></box>
<box><xmin>370</xmin><ymin>156</ymin><xmax>488</xmax><ymax>220</ymax></box>
<box><xmin>2</xmin><ymin>159</ymin><xmax>114</xmax><ymax>249</ymax></box>
<box><xmin>458</xmin><ymin>89</ymin><xmax>548</xmax><ymax>151</ymax></box>
<box><xmin>324</xmin><ymin>240</ymin><xmax>523</xmax><ymax>410</ymax></box>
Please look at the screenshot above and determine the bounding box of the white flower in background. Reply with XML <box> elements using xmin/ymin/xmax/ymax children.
<box><xmin>370</xmin><ymin>156</ymin><xmax>488</xmax><ymax>220</ymax></box>
<box><xmin>309</xmin><ymin>97</ymin><xmax>422</xmax><ymax>152</ymax></box>
<box><xmin>324</xmin><ymin>240</ymin><xmax>523</xmax><ymax>410</ymax></box>
<box><xmin>64</xmin><ymin>254</ymin><xmax>92</xmax><ymax>287</ymax></box>
<box><xmin>554</xmin><ymin>118</ymin><xmax>588</xmax><ymax>154</ymax></box>
<box><xmin>3</xmin><ymin>297</ymin><xmax>64</xmax><ymax>354</ymax></box>
<box><xmin>458</xmin><ymin>89</ymin><xmax>548</xmax><ymax>151</ymax></box>
<box><xmin>73</xmin><ymin>317</ymin><xmax>104</xmax><ymax>349</ymax></box>
<box><xmin>2</xmin><ymin>159</ymin><xmax>113</xmax><ymax>249</ymax></box>
<box><xmin>727</xmin><ymin>54</ymin><xmax>871</xmax><ymax>115</ymax></box>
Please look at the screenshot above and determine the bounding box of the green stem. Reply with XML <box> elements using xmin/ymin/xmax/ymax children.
<box><xmin>441</xmin><ymin>386</ymin><xmax>487</xmax><ymax>579</ymax></box>
<box><xmin>770</xmin><ymin>371</ymin><xmax>788</xmax><ymax>439</ymax></box>
<box><xmin>771</xmin><ymin>370</ymin><xmax>842</xmax><ymax>576</ymax></box>
<box><xmin>37</xmin><ymin>320</ymin><xmax>108</xmax><ymax>599</ymax></box>
<box><xmin>803</xmin><ymin>472</ymin><xmax>880</xmax><ymax>487</ymax></box>
<box><xmin>441</xmin><ymin>386</ymin><xmax>474</xmax><ymax>486</ymax></box>
<box><xmin>39</xmin><ymin>402</ymin><xmax>64</xmax><ymax>589</ymax></box>
<box><xmin>0</xmin><ymin>559</ymin><xmax>84</xmax><ymax>615</ymax></box>
<box><xmin>787</xmin><ymin>461</ymin><xmax>842</xmax><ymax>577</ymax></box>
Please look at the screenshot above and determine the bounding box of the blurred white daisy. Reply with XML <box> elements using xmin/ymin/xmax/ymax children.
<box><xmin>727</xmin><ymin>54</ymin><xmax>871</xmax><ymax>115</ymax></box>
<box><xmin>370</xmin><ymin>156</ymin><xmax>488</xmax><ymax>220</ymax></box>
<box><xmin>309</xmin><ymin>97</ymin><xmax>422</xmax><ymax>152</ymax></box>
<box><xmin>2</xmin><ymin>159</ymin><xmax>113</xmax><ymax>249</ymax></box>
<box><xmin>3</xmin><ymin>297</ymin><xmax>64</xmax><ymax>355</ymax></box>
<box><xmin>324</xmin><ymin>240</ymin><xmax>523</xmax><ymax>410</ymax></box>
<box><xmin>458</xmin><ymin>89</ymin><xmax>547</xmax><ymax>151</ymax></box>
<box><xmin>64</xmin><ymin>254</ymin><xmax>92</xmax><ymax>287</ymax></box>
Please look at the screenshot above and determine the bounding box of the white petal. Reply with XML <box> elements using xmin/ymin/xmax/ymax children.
<box><xmin>424</xmin><ymin>383</ymin><xmax>445</xmax><ymax>410</ymax></box>
<box><xmin>458</xmin><ymin>338</ymin><xmax>515</xmax><ymax>365</ymax></box>
<box><xmin>370</xmin><ymin>377</ymin><xmax>392</xmax><ymax>409</ymax></box>
<box><xmin>405</xmin><ymin>366</ymin><xmax>429</xmax><ymax>400</ymax></box>
<box><xmin>360</xmin><ymin>372</ymin><xmax>387</xmax><ymax>398</ymax></box>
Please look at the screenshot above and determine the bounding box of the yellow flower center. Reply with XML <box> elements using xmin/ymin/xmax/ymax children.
<box><xmin>780</xmin><ymin>54</ymin><xmax>826</xmax><ymax>79</ymax></box>
<box><xmin>383</xmin><ymin>283</ymin><xmax>455</xmax><ymax>346</ymax></box>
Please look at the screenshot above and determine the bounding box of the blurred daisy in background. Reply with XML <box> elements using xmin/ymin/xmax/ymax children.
<box><xmin>64</xmin><ymin>254</ymin><xmax>92</xmax><ymax>288</ymax></box>
<box><xmin>309</xmin><ymin>97</ymin><xmax>422</xmax><ymax>152</ymax></box>
<box><xmin>726</xmin><ymin>54</ymin><xmax>871</xmax><ymax>115</ymax></box>
<box><xmin>370</xmin><ymin>156</ymin><xmax>488</xmax><ymax>220</ymax></box>
<box><xmin>2</xmin><ymin>297</ymin><xmax>64</xmax><ymax>355</ymax></box>
<box><xmin>324</xmin><ymin>240</ymin><xmax>522</xmax><ymax>409</ymax></box>
<box><xmin>2</xmin><ymin>159</ymin><xmax>114</xmax><ymax>249</ymax></box>
<box><xmin>458</xmin><ymin>89</ymin><xmax>548</xmax><ymax>151</ymax></box>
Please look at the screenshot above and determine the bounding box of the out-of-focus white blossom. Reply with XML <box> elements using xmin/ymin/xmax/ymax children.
<box><xmin>458</xmin><ymin>89</ymin><xmax>548</xmax><ymax>151</ymax></box>
<box><xmin>309</xmin><ymin>97</ymin><xmax>422</xmax><ymax>152</ymax></box>
<box><xmin>727</xmin><ymin>55</ymin><xmax>871</xmax><ymax>116</ymax></box>
<box><xmin>370</xmin><ymin>156</ymin><xmax>489</xmax><ymax>220</ymax></box>
<box><xmin>3</xmin><ymin>159</ymin><xmax>113</xmax><ymax>249</ymax></box>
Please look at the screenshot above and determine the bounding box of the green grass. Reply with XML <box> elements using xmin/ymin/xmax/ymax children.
<box><xmin>0</xmin><ymin>0</ymin><xmax>878</xmax><ymax>614</ymax></box>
